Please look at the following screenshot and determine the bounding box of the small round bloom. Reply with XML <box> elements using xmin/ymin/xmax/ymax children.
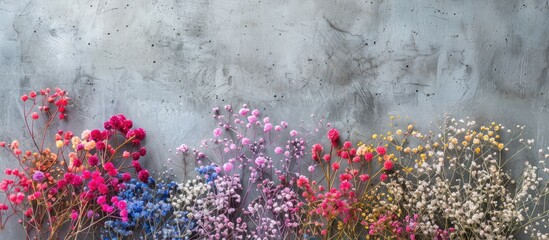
<box><xmin>56</xmin><ymin>140</ymin><xmax>64</xmax><ymax>148</ymax></box>
<box><xmin>32</xmin><ymin>171</ymin><xmax>45</xmax><ymax>182</ymax></box>
<box><xmin>376</xmin><ymin>146</ymin><xmax>386</xmax><ymax>156</ymax></box>
<box><xmin>223</xmin><ymin>162</ymin><xmax>233</xmax><ymax>172</ymax></box>
<box><xmin>308</xmin><ymin>166</ymin><xmax>315</xmax><ymax>172</ymax></box>
<box><xmin>88</xmin><ymin>155</ymin><xmax>99</xmax><ymax>166</ymax></box>
<box><xmin>364</xmin><ymin>152</ymin><xmax>374</xmax><ymax>162</ymax></box>
<box><xmin>327</xmin><ymin>128</ymin><xmax>340</xmax><ymax>146</ymax></box>
<box><xmin>290</xmin><ymin>130</ymin><xmax>298</xmax><ymax>137</ymax></box>
<box><xmin>263</xmin><ymin>123</ymin><xmax>273</xmax><ymax>132</ymax></box>
<box><xmin>239</xmin><ymin>108</ymin><xmax>249</xmax><ymax>115</ymax></box>
<box><xmin>332</xmin><ymin>162</ymin><xmax>340</xmax><ymax>170</ymax></box>
<box><xmin>255</xmin><ymin>157</ymin><xmax>267</xmax><ymax>166</ymax></box>
<box><xmin>70</xmin><ymin>210</ymin><xmax>78</xmax><ymax>221</ymax></box>
<box><xmin>380</xmin><ymin>173</ymin><xmax>388</xmax><ymax>181</ymax></box>
<box><xmin>323</xmin><ymin>154</ymin><xmax>331</xmax><ymax>162</ymax></box>
<box><xmin>31</xmin><ymin>112</ymin><xmax>39</xmax><ymax>120</ymax></box>
<box><xmin>343</xmin><ymin>141</ymin><xmax>352</xmax><ymax>148</ymax></box>
<box><xmin>213</xmin><ymin>128</ymin><xmax>223</xmax><ymax>137</ymax></box>
<box><xmin>242</xmin><ymin>138</ymin><xmax>251</xmax><ymax>145</ymax></box>
<box><xmin>274</xmin><ymin>147</ymin><xmax>283</xmax><ymax>155</ymax></box>
<box><xmin>359</xmin><ymin>174</ymin><xmax>370</xmax><ymax>181</ymax></box>
<box><xmin>383</xmin><ymin>160</ymin><xmax>393</xmax><ymax>171</ymax></box>
<box><xmin>138</xmin><ymin>170</ymin><xmax>149</xmax><ymax>182</ymax></box>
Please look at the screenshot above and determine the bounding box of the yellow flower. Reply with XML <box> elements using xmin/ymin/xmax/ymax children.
<box><xmin>84</xmin><ymin>140</ymin><xmax>96</xmax><ymax>151</ymax></box>
<box><xmin>498</xmin><ymin>143</ymin><xmax>504</xmax><ymax>150</ymax></box>
<box><xmin>372</xmin><ymin>134</ymin><xmax>378</xmax><ymax>139</ymax></box>
<box><xmin>56</xmin><ymin>140</ymin><xmax>64</xmax><ymax>148</ymax></box>
<box><xmin>71</xmin><ymin>137</ymin><xmax>81</xmax><ymax>149</ymax></box>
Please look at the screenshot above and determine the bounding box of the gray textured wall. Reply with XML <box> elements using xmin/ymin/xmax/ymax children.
<box><xmin>1</xmin><ymin>0</ymin><xmax>549</xmax><ymax>238</ymax></box>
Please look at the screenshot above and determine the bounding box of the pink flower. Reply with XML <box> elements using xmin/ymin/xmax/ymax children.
<box><xmin>255</xmin><ymin>157</ymin><xmax>267</xmax><ymax>166</ymax></box>
<box><xmin>223</xmin><ymin>162</ymin><xmax>233</xmax><ymax>172</ymax></box>
<box><xmin>274</xmin><ymin>125</ymin><xmax>282</xmax><ymax>131</ymax></box>
<box><xmin>239</xmin><ymin>108</ymin><xmax>249</xmax><ymax>116</ymax></box>
<box><xmin>339</xmin><ymin>173</ymin><xmax>353</xmax><ymax>182</ymax></box>
<box><xmin>359</xmin><ymin>174</ymin><xmax>370</xmax><ymax>181</ymax></box>
<box><xmin>323</xmin><ymin>154</ymin><xmax>331</xmax><ymax>162</ymax></box>
<box><xmin>274</xmin><ymin>147</ymin><xmax>283</xmax><ymax>155</ymax></box>
<box><xmin>380</xmin><ymin>173</ymin><xmax>388</xmax><ymax>181</ymax></box>
<box><xmin>364</xmin><ymin>152</ymin><xmax>374</xmax><ymax>162</ymax></box>
<box><xmin>71</xmin><ymin>210</ymin><xmax>79</xmax><ymax>221</ymax></box>
<box><xmin>311</xmin><ymin>144</ymin><xmax>323</xmax><ymax>161</ymax></box>
<box><xmin>343</xmin><ymin>141</ymin><xmax>352</xmax><ymax>148</ymax></box>
<box><xmin>383</xmin><ymin>160</ymin><xmax>393</xmax><ymax>171</ymax></box>
<box><xmin>122</xmin><ymin>151</ymin><xmax>130</xmax><ymax>158</ymax></box>
<box><xmin>247</xmin><ymin>115</ymin><xmax>257</xmax><ymax>123</ymax></box>
<box><xmin>296</xmin><ymin>176</ymin><xmax>309</xmax><ymax>188</ymax></box>
<box><xmin>376</xmin><ymin>146</ymin><xmax>386</xmax><ymax>156</ymax></box>
<box><xmin>340</xmin><ymin>151</ymin><xmax>349</xmax><ymax>159</ymax></box>
<box><xmin>290</xmin><ymin>130</ymin><xmax>297</xmax><ymax>137</ymax></box>
<box><xmin>332</xmin><ymin>162</ymin><xmax>340</xmax><ymax>170</ymax></box>
<box><xmin>241</xmin><ymin>138</ymin><xmax>251</xmax><ymax>145</ymax></box>
<box><xmin>340</xmin><ymin>181</ymin><xmax>352</xmax><ymax>191</ymax></box>
<box><xmin>251</xmin><ymin>109</ymin><xmax>260</xmax><ymax>116</ymax></box>
<box><xmin>97</xmin><ymin>195</ymin><xmax>107</xmax><ymax>205</ymax></box>
<box><xmin>327</xmin><ymin>129</ymin><xmax>340</xmax><ymax>146</ymax></box>
<box><xmin>31</xmin><ymin>112</ymin><xmax>39</xmax><ymax>120</ymax></box>
<box><xmin>88</xmin><ymin>155</ymin><xmax>99</xmax><ymax>167</ymax></box>
<box><xmin>0</xmin><ymin>204</ymin><xmax>8</xmax><ymax>211</ymax></box>
<box><xmin>213</xmin><ymin>128</ymin><xmax>223</xmax><ymax>137</ymax></box>
<box><xmin>308</xmin><ymin>166</ymin><xmax>315</xmax><ymax>172</ymax></box>
<box><xmin>263</xmin><ymin>123</ymin><xmax>273</xmax><ymax>132</ymax></box>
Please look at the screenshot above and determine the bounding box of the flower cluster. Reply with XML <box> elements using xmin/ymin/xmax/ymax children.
<box><xmin>2</xmin><ymin>90</ymin><xmax>548</xmax><ymax>240</ymax></box>
<box><xmin>0</xmin><ymin>89</ymin><xmax>149</xmax><ymax>239</ymax></box>
<box><xmin>101</xmin><ymin>176</ymin><xmax>186</xmax><ymax>239</ymax></box>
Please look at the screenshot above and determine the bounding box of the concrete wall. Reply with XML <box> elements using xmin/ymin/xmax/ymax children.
<box><xmin>0</xmin><ymin>0</ymin><xmax>548</xmax><ymax>238</ymax></box>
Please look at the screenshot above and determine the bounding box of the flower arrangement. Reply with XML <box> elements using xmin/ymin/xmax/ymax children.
<box><xmin>0</xmin><ymin>88</ymin><xmax>149</xmax><ymax>239</ymax></box>
<box><xmin>1</xmin><ymin>89</ymin><xmax>547</xmax><ymax>239</ymax></box>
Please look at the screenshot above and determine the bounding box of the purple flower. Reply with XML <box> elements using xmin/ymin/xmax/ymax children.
<box><xmin>32</xmin><ymin>171</ymin><xmax>45</xmax><ymax>182</ymax></box>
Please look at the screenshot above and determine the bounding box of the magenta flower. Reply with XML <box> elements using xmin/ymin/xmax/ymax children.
<box><xmin>223</xmin><ymin>162</ymin><xmax>233</xmax><ymax>172</ymax></box>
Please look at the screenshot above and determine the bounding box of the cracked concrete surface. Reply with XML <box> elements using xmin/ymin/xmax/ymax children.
<box><xmin>0</xmin><ymin>0</ymin><xmax>549</xmax><ymax>238</ymax></box>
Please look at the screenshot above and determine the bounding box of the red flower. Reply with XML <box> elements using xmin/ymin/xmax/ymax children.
<box><xmin>376</xmin><ymin>146</ymin><xmax>386</xmax><ymax>156</ymax></box>
<box><xmin>383</xmin><ymin>160</ymin><xmax>393</xmax><ymax>171</ymax></box>
<box><xmin>327</xmin><ymin>128</ymin><xmax>340</xmax><ymax>146</ymax></box>
<box><xmin>138</xmin><ymin>170</ymin><xmax>149</xmax><ymax>182</ymax></box>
